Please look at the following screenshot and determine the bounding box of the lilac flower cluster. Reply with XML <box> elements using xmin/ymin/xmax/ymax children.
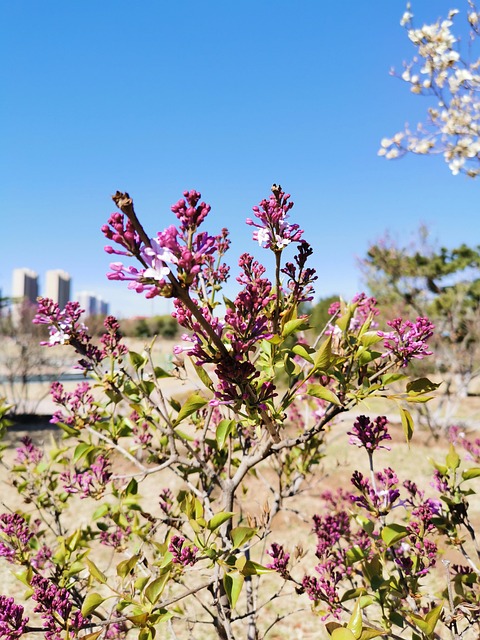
<box><xmin>50</xmin><ymin>381</ymin><xmax>101</xmax><ymax>428</ymax></box>
<box><xmin>449</xmin><ymin>425</ymin><xmax>480</xmax><ymax>463</ymax></box>
<box><xmin>393</xmin><ymin>536</ymin><xmax>438</xmax><ymax>577</ymax></box>
<box><xmin>130</xmin><ymin>411</ymin><xmax>153</xmax><ymax>448</ymax></box>
<box><xmin>347</xmin><ymin>415</ymin><xmax>391</xmax><ymax>452</ymax></box>
<box><xmin>99</xmin><ymin>520</ymin><xmax>131</xmax><ymax>550</ymax></box>
<box><xmin>15</xmin><ymin>436</ymin><xmax>43</xmax><ymax>466</ymax></box>
<box><xmin>246</xmin><ymin>185</ymin><xmax>303</xmax><ymax>252</ymax></box>
<box><xmin>159</xmin><ymin>488</ymin><xmax>174</xmax><ymax>514</ymax></box>
<box><xmin>281</xmin><ymin>241</ymin><xmax>318</xmax><ymax>305</ymax></box>
<box><xmin>168</xmin><ymin>535</ymin><xmax>198</xmax><ymax>566</ymax></box>
<box><xmin>266</xmin><ymin>543</ymin><xmax>290</xmax><ymax>578</ymax></box>
<box><xmin>61</xmin><ymin>455</ymin><xmax>111</xmax><ymax>499</ymax></box>
<box><xmin>378</xmin><ymin>316</ymin><xmax>434</xmax><ymax>366</ymax></box>
<box><xmin>31</xmin><ymin>575</ymin><xmax>86</xmax><ymax>640</ymax></box>
<box><xmin>0</xmin><ymin>596</ymin><xmax>29</xmax><ymax>639</ymax></box>
<box><xmin>100</xmin><ymin>315</ymin><xmax>128</xmax><ymax>359</ymax></box>
<box><xmin>350</xmin><ymin>468</ymin><xmax>400</xmax><ymax>516</ymax></box>
<box><xmin>0</xmin><ymin>513</ymin><xmax>34</xmax><ymax>562</ymax></box>
<box><xmin>34</xmin><ymin>298</ymin><xmax>101</xmax><ymax>368</ymax></box>
<box><xmin>327</xmin><ymin>293</ymin><xmax>379</xmax><ymax>331</ymax></box>
<box><xmin>102</xmin><ymin>211</ymin><xmax>142</xmax><ymax>257</ymax></box>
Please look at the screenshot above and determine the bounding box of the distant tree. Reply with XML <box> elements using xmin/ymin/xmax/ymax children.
<box><xmin>363</xmin><ymin>229</ymin><xmax>480</xmax><ymax>435</ymax></box>
<box><xmin>307</xmin><ymin>295</ymin><xmax>341</xmax><ymax>334</ymax></box>
<box><xmin>380</xmin><ymin>1</ymin><xmax>480</xmax><ymax>177</ymax></box>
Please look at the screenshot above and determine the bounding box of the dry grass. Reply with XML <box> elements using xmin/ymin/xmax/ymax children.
<box><xmin>1</xmin><ymin>395</ymin><xmax>479</xmax><ymax>639</ymax></box>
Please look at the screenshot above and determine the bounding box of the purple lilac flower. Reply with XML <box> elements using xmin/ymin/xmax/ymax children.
<box><xmin>0</xmin><ymin>513</ymin><xmax>34</xmax><ymax>562</ymax></box>
<box><xmin>31</xmin><ymin>575</ymin><xmax>86</xmax><ymax>640</ymax></box>
<box><xmin>105</xmin><ymin>611</ymin><xmax>128</xmax><ymax>639</ymax></box>
<box><xmin>0</xmin><ymin>596</ymin><xmax>29</xmax><ymax>639</ymax></box>
<box><xmin>34</xmin><ymin>298</ymin><xmax>102</xmax><ymax>368</ymax></box>
<box><xmin>62</xmin><ymin>456</ymin><xmax>111</xmax><ymax>499</ymax></box>
<box><xmin>246</xmin><ymin>185</ymin><xmax>303</xmax><ymax>252</ymax></box>
<box><xmin>31</xmin><ymin>544</ymin><xmax>53</xmax><ymax>570</ymax></box>
<box><xmin>281</xmin><ymin>241</ymin><xmax>318</xmax><ymax>305</ymax></box>
<box><xmin>378</xmin><ymin>316</ymin><xmax>434</xmax><ymax>367</ymax></box>
<box><xmin>100</xmin><ymin>316</ymin><xmax>128</xmax><ymax>358</ymax></box>
<box><xmin>159</xmin><ymin>488</ymin><xmax>174</xmax><ymax>514</ymax></box>
<box><xmin>347</xmin><ymin>415</ymin><xmax>391</xmax><ymax>452</ymax></box>
<box><xmin>50</xmin><ymin>381</ymin><xmax>100</xmax><ymax>428</ymax></box>
<box><xmin>15</xmin><ymin>436</ymin><xmax>43</xmax><ymax>465</ymax></box>
<box><xmin>168</xmin><ymin>535</ymin><xmax>198</xmax><ymax>567</ymax></box>
<box><xmin>266</xmin><ymin>543</ymin><xmax>290</xmax><ymax>578</ymax></box>
<box><xmin>350</xmin><ymin>468</ymin><xmax>400</xmax><ymax>516</ymax></box>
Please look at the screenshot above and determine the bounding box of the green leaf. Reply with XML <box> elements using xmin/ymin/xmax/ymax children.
<box><xmin>292</xmin><ymin>343</ymin><xmax>314</xmax><ymax>363</ymax></box>
<box><xmin>129</xmin><ymin>351</ymin><xmax>146</xmax><ymax>369</ymax></box>
<box><xmin>423</xmin><ymin>605</ymin><xmax>443</xmax><ymax>636</ymax></box>
<box><xmin>207</xmin><ymin>511</ymin><xmax>235</xmax><ymax>531</ymax></box>
<box><xmin>359</xmin><ymin>332</ymin><xmax>383</xmax><ymax>347</ymax></box>
<box><xmin>313</xmin><ymin>336</ymin><xmax>333</xmax><ymax>372</ymax></box>
<box><xmin>117</xmin><ymin>554</ymin><xmax>141</xmax><ymax>578</ymax></box>
<box><xmin>331</xmin><ymin>628</ymin><xmax>356</xmax><ymax>640</ymax></box>
<box><xmin>154</xmin><ymin>366</ymin><xmax>171</xmax><ymax>379</ymax></box>
<box><xmin>399</xmin><ymin>407</ymin><xmax>414</xmax><ymax>442</ymax></box>
<box><xmin>81</xmin><ymin>593</ymin><xmax>105</xmax><ymax>617</ymax></box>
<box><xmin>173</xmin><ymin>393</ymin><xmax>208</xmax><ymax>426</ymax></box>
<box><xmin>230</xmin><ymin>526</ymin><xmax>257</xmax><ymax>549</ymax></box>
<box><xmin>223</xmin><ymin>572</ymin><xmax>244</xmax><ymax>609</ymax></box>
<box><xmin>145</xmin><ymin>572</ymin><xmax>170</xmax><ymax>605</ymax></box>
<box><xmin>347</xmin><ymin>599</ymin><xmax>363</xmax><ymax>638</ymax></box>
<box><xmin>406</xmin><ymin>378</ymin><xmax>441</xmax><ymax>394</ymax></box>
<box><xmin>282</xmin><ymin>318</ymin><xmax>309</xmax><ymax>337</ymax></box>
<box><xmin>358</xmin><ymin>628</ymin><xmax>385</xmax><ymax>640</ymax></box>
<box><xmin>358</xmin><ymin>350</ymin><xmax>381</xmax><ymax>365</ymax></box>
<box><xmin>345</xmin><ymin>545</ymin><xmax>366</xmax><ymax>564</ymax></box>
<box><xmin>305</xmin><ymin>384</ymin><xmax>341</xmax><ymax>405</ymax></box>
<box><xmin>73</xmin><ymin>443</ymin><xmax>94</xmax><ymax>464</ymax></box>
<box><xmin>381</xmin><ymin>372</ymin><xmax>408</xmax><ymax>385</ymax></box>
<box><xmin>238</xmin><ymin>560</ymin><xmax>273</xmax><ymax>576</ymax></box>
<box><xmin>124</xmin><ymin>477</ymin><xmax>138</xmax><ymax>496</ymax></box>
<box><xmin>216</xmin><ymin>419</ymin><xmax>235</xmax><ymax>449</ymax></box>
<box><xmin>446</xmin><ymin>444</ymin><xmax>460</xmax><ymax>471</ymax></box>
<box><xmin>462</xmin><ymin>467</ymin><xmax>480</xmax><ymax>480</ymax></box>
<box><xmin>192</xmin><ymin>362</ymin><xmax>214</xmax><ymax>390</ymax></box>
<box><xmin>381</xmin><ymin>524</ymin><xmax>409</xmax><ymax>546</ymax></box>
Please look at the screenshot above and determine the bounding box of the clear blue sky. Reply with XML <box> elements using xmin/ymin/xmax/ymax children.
<box><xmin>1</xmin><ymin>1</ymin><xmax>478</xmax><ymax>318</ymax></box>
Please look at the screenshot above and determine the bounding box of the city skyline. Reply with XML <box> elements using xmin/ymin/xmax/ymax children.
<box><xmin>7</xmin><ymin>268</ymin><xmax>111</xmax><ymax>317</ymax></box>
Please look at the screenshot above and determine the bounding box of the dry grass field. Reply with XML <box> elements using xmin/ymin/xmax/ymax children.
<box><xmin>1</xmin><ymin>392</ymin><xmax>479</xmax><ymax>639</ymax></box>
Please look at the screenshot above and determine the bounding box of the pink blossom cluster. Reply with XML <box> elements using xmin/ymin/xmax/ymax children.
<box><xmin>61</xmin><ymin>455</ymin><xmax>111</xmax><ymax>499</ymax></box>
<box><xmin>31</xmin><ymin>575</ymin><xmax>86</xmax><ymax>640</ymax></box>
<box><xmin>0</xmin><ymin>513</ymin><xmax>35</xmax><ymax>563</ymax></box>
<box><xmin>34</xmin><ymin>298</ymin><xmax>101</xmax><ymax>368</ymax></box>
<box><xmin>50</xmin><ymin>381</ymin><xmax>100</xmax><ymax>428</ymax></box>
<box><xmin>266</xmin><ymin>543</ymin><xmax>290</xmax><ymax>578</ymax></box>
<box><xmin>15</xmin><ymin>436</ymin><xmax>43</xmax><ymax>466</ymax></box>
<box><xmin>0</xmin><ymin>596</ymin><xmax>28</xmax><ymax>639</ymax></box>
<box><xmin>347</xmin><ymin>415</ymin><xmax>391</xmax><ymax>452</ymax></box>
<box><xmin>169</xmin><ymin>535</ymin><xmax>198</xmax><ymax>566</ymax></box>
<box><xmin>246</xmin><ymin>185</ymin><xmax>303</xmax><ymax>251</ymax></box>
<box><xmin>378</xmin><ymin>316</ymin><xmax>434</xmax><ymax>366</ymax></box>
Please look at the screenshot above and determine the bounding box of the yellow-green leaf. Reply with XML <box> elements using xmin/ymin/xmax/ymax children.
<box><xmin>331</xmin><ymin>628</ymin><xmax>357</xmax><ymax>640</ymax></box>
<box><xmin>381</xmin><ymin>524</ymin><xmax>408</xmax><ymax>546</ymax></box>
<box><xmin>207</xmin><ymin>511</ymin><xmax>235</xmax><ymax>531</ymax></box>
<box><xmin>446</xmin><ymin>444</ymin><xmax>460</xmax><ymax>471</ymax></box>
<box><xmin>399</xmin><ymin>406</ymin><xmax>414</xmax><ymax>442</ymax></box>
<box><xmin>81</xmin><ymin>593</ymin><xmax>105</xmax><ymax>617</ymax></box>
<box><xmin>305</xmin><ymin>384</ymin><xmax>341</xmax><ymax>405</ymax></box>
<box><xmin>223</xmin><ymin>572</ymin><xmax>244</xmax><ymax>609</ymax></box>
<box><xmin>173</xmin><ymin>393</ymin><xmax>208</xmax><ymax>426</ymax></box>
<box><xmin>145</xmin><ymin>572</ymin><xmax>170</xmax><ymax>605</ymax></box>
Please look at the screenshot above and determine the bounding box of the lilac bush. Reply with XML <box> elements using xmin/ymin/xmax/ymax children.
<box><xmin>0</xmin><ymin>184</ymin><xmax>477</xmax><ymax>639</ymax></box>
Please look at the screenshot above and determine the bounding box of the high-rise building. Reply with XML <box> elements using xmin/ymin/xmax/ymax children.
<box><xmin>76</xmin><ymin>291</ymin><xmax>109</xmax><ymax>317</ymax></box>
<box><xmin>45</xmin><ymin>270</ymin><xmax>71</xmax><ymax>308</ymax></box>
<box><xmin>12</xmin><ymin>268</ymin><xmax>39</xmax><ymax>304</ymax></box>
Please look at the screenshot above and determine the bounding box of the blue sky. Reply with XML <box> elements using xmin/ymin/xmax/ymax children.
<box><xmin>1</xmin><ymin>1</ymin><xmax>478</xmax><ymax>318</ymax></box>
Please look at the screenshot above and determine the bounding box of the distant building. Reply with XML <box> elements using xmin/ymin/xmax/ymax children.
<box><xmin>12</xmin><ymin>268</ymin><xmax>39</xmax><ymax>304</ymax></box>
<box><xmin>45</xmin><ymin>270</ymin><xmax>71</xmax><ymax>308</ymax></box>
<box><xmin>76</xmin><ymin>291</ymin><xmax>109</xmax><ymax>317</ymax></box>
